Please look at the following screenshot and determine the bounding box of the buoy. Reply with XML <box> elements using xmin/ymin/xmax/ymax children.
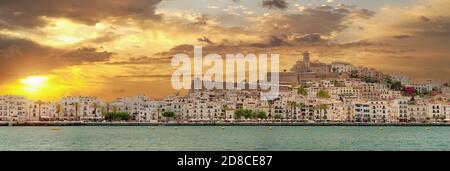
<box><xmin>221</xmin><ymin>127</ymin><xmax>225</xmax><ymax>130</ymax></box>
<box><xmin>268</xmin><ymin>127</ymin><xmax>272</xmax><ymax>130</ymax></box>
<box><xmin>426</xmin><ymin>127</ymin><xmax>431</xmax><ymax>131</ymax></box>
<box><xmin>379</xmin><ymin>128</ymin><xmax>384</xmax><ymax>131</ymax></box>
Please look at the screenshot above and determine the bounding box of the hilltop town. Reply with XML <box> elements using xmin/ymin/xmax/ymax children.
<box><xmin>1</xmin><ymin>52</ymin><xmax>450</xmax><ymax>124</ymax></box>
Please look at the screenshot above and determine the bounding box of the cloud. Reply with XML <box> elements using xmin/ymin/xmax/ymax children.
<box><xmin>105</xmin><ymin>56</ymin><xmax>171</xmax><ymax>65</ymax></box>
<box><xmin>251</xmin><ymin>5</ymin><xmax>375</xmax><ymax>45</ymax></box>
<box><xmin>419</xmin><ymin>16</ymin><xmax>431</xmax><ymax>22</ymax></box>
<box><xmin>197</xmin><ymin>36</ymin><xmax>215</xmax><ymax>45</ymax></box>
<box><xmin>262</xmin><ymin>0</ymin><xmax>288</xmax><ymax>10</ymax></box>
<box><xmin>61</xmin><ymin>47</ymin><xmax>113</xmax><ymax>63</ymax></box>
<box><xmin>0</xmin><ymin>0</ymin><xmax>162</xmax><ymax>28</ymax></box>
<box><xmin>191</xmin><ymin>14</ymin><xmax>209</xmax><ymax>25</ymax></box>
<box><xmin>115</xmin><ymin>74</ymin><xmax>172</xmax><ymax>78</ymax></box>
<box><xmin>267</xmin><ymin>35</ymin><xmax>289</xmax><ymax>46</ymax></box>
<box><xmin>0</xmin><ymin>35</ymin><xmax>113</xmax><ymax>76</ymax></box>
<box><xmin>292</xmin><ymin>33</ymin><xmax>326</xmax><ymax>44</ymax></box>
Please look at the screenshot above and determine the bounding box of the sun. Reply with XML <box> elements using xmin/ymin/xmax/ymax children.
<box><xmin>20</xmin><ymin>76</ymin><xmax>49</xmax><ymax>93</ymax></box>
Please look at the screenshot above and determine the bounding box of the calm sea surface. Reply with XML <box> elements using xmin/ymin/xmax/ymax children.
<box><xmin>1</xmin><ymin>126</ymin><xmax>450</xmax><ymax>151</ymax></box>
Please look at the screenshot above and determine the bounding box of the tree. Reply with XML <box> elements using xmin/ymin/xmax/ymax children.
<box><xmin>91</xmin><ymin>102</ymin><xmax>99</xmax><ymax>117</ymax></box>
<box><xmin>316</xmin><ymin>90</ymin><xmax>331</xmax><ymax>98</ymax></box>
<box><xmin>297</xmin><ymin>102</ymin><xmax>306</xmax><ymax>121</ymax></box>
<box><xmin>254</xmin><ymin>111</ymin><xmax>267</xmax><ymax>120</ymax></box>
<box><xmin>318</xmin><ymin>104</ymin><xmax>328</xmax><ymax>121</ymax></box>
<box><xmin>162</xmin><ymin>111</ymin><xmax>176</xmax><ymax>118</ymax></box>
<box><xmin>222</xmin><ymin>105</ymin><xmax>229</xmax><ymax>121</ymax></box>
<box><xmin>56</xmin><ymin>104</ymin><xmax>62</xmax><ymax>121</ymax></box>
<box><xmin>36</xmin><ymin>100</ymin><xmax>44</xmax><ymax>121</ymax></box>
<box><xmin>156</xmin><ymin>107</ymin><xmax>161</xmax><ymax>122</ymax></box>
<box><xmin>287</xmin><ymin>101</ymin><xmax>298</xmax><ymax>121</ymax></box>
<box><xmin>297</xmin><ymin>87</ymin><xmax>308</xmax><ymax>96</ymax></box>
<box><xmin>350</xmin><ymin>70</ymin><xmax>358</xmax><ymax>78</ymax></box>
<box><xmin>71</xmin><ymin>102</ymin><xmax>80</xmax><ymax>121</ymax></box>
<box><xmin>441</xmin><ymin>115</ymin><xmax>447</xmax><ymax>122</ymax></box>
<box><xmin>234</xmin><ymin>109</ymin><xmax>253</xmax><ymax>120</ymax></box>
<box><xmin>389</xmin><ymin>81</ymin><xmax>403</xmax><ymax>91</ymax></box>
<box><xmin>105</xmin><ymin>112</ymin><xmax>131</xmax><ymax>121</ymax></box>
<box><xmin>362</xmin><ymin>76</ymin><xmax>378</xmax><ymax>83</ymax></box>
<box><xmin>267</xmin><ymin>100</ymin><xmax>274</xmax><ymax>119</ymax></box>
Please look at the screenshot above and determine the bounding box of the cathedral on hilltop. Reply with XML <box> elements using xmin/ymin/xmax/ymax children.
<box><xmin>277</xmin><ymin>51</ymin><xmax>341</xmax><ymax>86</ymax></box>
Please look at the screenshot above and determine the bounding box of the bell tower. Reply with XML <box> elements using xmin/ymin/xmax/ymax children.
<box><xmin>303</xmin><ymin>51</ymin><xmax>310</xmax><ymax>71</ymax></box>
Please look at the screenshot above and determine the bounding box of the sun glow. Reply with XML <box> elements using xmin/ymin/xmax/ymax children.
<box><xmin>20</xmin><ymin>76</ymin><xmax>49</xmax><ymax>93</ymax></box>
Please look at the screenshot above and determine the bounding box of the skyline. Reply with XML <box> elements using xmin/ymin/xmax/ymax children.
<box><xmin>1</xmin><ymin>0</ymin><xmax>450</xmax><ymax>101</ymax></box>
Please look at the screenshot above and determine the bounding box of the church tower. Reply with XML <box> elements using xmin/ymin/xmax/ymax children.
<box><xmin>303</xmin><ymin>51</ymin><xmax>310</xmax><ymax>72</ymax></box>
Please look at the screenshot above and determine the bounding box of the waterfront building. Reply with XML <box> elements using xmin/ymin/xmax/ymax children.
<box><xmin>0</xmin><ymin>95</ymin><xmax>31</xmax><ymax>121</ymax></box>
<box><xmin>428</xmin><ymin>104</ymin><xmax>445</xmax><ymax>121</ymax></box>
<box><xmin>28</xmin><ymin>101</ymin><xmax>56</xmax><ymax>121</ymax></box>
<box><xmin>60</xmin><ymin>96</ymin><xmax>104</xmax><ymax>121</ymax></box>
<box><xmin>368</xmin><ymin>100</ymin><xmax>389</xmax><ymax>123</ymax></box>
<box><xmin>391</xmin><ymin>98</ymin><xmax>410</xmax><ymax>123</ymax></box>
<box><xmin>353</xmin><ymin>102</ymin><xmax>371</xmax><ymax>122</ymax></box>
<box><xmin>408</xmin><ymin>103</ymin><xmax>428</xmax><ymax>123</ymax></box>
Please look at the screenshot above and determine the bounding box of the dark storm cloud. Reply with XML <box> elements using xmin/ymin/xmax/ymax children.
<box><xmin>61</xmin><ymin>47</ymin><xmax>113</xmax><ymax>63</ymax></box>
<box><xmin>392</xmin><ymin>35</ymin><xmax>412</xmax><ymax>39</ymax></box>
<box><xmin>262</xmin><ymin>0</ymin><xmax>288</xmax><ymax>10</ymax></box>
<box><xmin>419</xmin><ymin>16</ymin><xmax>431</xmax><ymax>22</ymax></box>
<box><xmin>105</xmin><ymin>56</ymin><xmax>172</xmax><ymax>65</ymax></box>
<box><xmin>293</xmin><ymin>33</ymin><xmax>326</xmax><ymax>44</ymax></box>
<box><xmin>197</xmin><ymin>36</ymin><xmax>214</xmax><ymax>45</ymax></box>
<box><xmin>268</xmin><ymin>35</ymin><xmax>289</xmax><ymax>46</ymax></box>
<box><xmin>253</xmin><ymin>5</ymin><xmax>376</xmax><ymax>47</ymax></box>
<box><xmin>115</xmin><ymin>74</ymin><xmax>172</xmax><ymax>78</ymax></box>
<box><xmin>0</xmin><ymin>35</ymin><xmax>113</xmax><ymax>76</ymax></box>
<box><xmin>0</xmin><ymin>0</ymin><xmax>162</xmax><ymax>28</ymax></box>
<box><xmin>271</xmin><ymin>5</ymin><xmax>375</xmax><ymax>35</ymax></box>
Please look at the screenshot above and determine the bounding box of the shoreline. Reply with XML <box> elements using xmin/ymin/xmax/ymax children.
<box><xmin>2</xmin><ymin>121</ymin><xmax>450</xmax><ymax>127</ymax></box>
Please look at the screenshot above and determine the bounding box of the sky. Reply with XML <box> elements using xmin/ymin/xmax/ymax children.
<box><xmin>0</xmin><ymin>0</ymin><xmax>449</xmax><ymax>101</ymax></box>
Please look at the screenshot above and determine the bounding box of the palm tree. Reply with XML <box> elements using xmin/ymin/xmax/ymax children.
<box><xmin>222</xmin><ymin>104</ymin><xmax>229</xmax><ymax>121</ymax></box>
<box><xmin>105</xmin><ymin>102</ymin><xmax>110</xmax><ymax>113</ymax></box>
<box><xmin>91</xmin><ymin>102</ymin><xmax>99</xmax><ymax>119</ymax></box>
<box><xmin>36</xmin><ymin>100</ymin><xmax>44</xmax><ymax>121</ymax></box>
<box><xmin>319</xmin><ymin>104</ymin><xmax>328</xmax><ymax>122</ymax></box>
<box><xmin>71</xmin><ymin>102</ymin><xmax>80</xmax><ymax>121</ymax></box>
<box><xmin>297</xmin><ymin>102</ymin><xmax>306</xmax><ymax>121</ymax></box>
<box><xmin>267</xmin><ymin>100</ymin><xmax>274</xmax><ymax>120</ymax></box>
<box><xmin>56</xmin><ymin>103</ymin><xmax>62</xmax><ymax>121</ymax></box>
<box><xmin>312</xmin><ymin>106</ymin><xmax>319</xmax><ymax>121</ymax></box>
<box><xmin>156</xmin><ymin>106</ymin><xmax>161</xmax><ymax>122</ymax></box>
<box><xmin>287</xmin><ymin>101</ymin><xmax>298</xmax><ymax>122</ymax></box>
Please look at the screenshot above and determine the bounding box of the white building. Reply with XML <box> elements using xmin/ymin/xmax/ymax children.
<box><xmin>60</xmin><ymin>96</ymin><xmax>104</xmax><ymax>121</ymax></box>
<box><xmin>0</xmin><ymin>95</ymin><xmax>31</xmax><ymax>121</ymax></box>
<box><xmin>331</xmin><ymin>62</ymin><xmax>354</xmax><ymax>73</ymax></box>
<box><xmin>405</xmin><ymin>80</ymin><xmax>434</xmax><ymax>93</ymax></box>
